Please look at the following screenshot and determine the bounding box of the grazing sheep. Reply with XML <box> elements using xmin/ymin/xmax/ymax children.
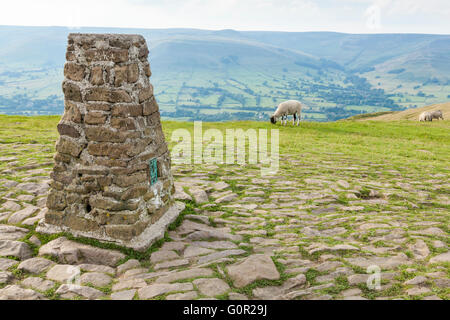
<box><xmin>429</xmin><ymin>110</ymin><xmax>444</xmax><ymax>121</ymax></box>
<box><xmin>270</xmin><ymin>100</ymin><xmax>303</xmax><ymax>126</ymax></box>
<box><xmin>419</xmin><ymin>111</ymin><xmax>431</xmax><ymax>122</ymax></box>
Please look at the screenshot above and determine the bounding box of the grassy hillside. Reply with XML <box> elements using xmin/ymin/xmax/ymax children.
<box><xmin>352</xmin><ymin>102</ymin><xmax>450</xmax><ymax>121</ymax></box>
<box><xmin>0</xmin><ymin>115</ymin><xmax>448</xmax><ymax>173</ymax></box>
<box><xmin>1</xmin><ymin>26</ymin><xmax>449</xmax><ymax>120</ymax></box>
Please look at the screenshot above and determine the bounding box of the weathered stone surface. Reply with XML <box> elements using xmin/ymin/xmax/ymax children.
<box><xmin>57</xmin><ymin>123</ymin><xmax>80</xmax><ymax>138</ymax></box>
<box><xmin>56</xmin><ymin>284</ymin><xmax>105</xmax><ymax>300</ymax></box>
<box><xmin>46</xmin><ymin>37</ymin><xmax>174</xmax><ymax>252</ymax></box>
<box><xmin>39</xmin><ymin>237</ymin><xmax>125</xmax><ymax>267</ymax></box>
<box><xmin>64</xmin><ymin>63</ymin><xmax>85</xmax><ymax>81</ymax></box>
<box><xmin>186</xmin><ymin>230</ymin><xmax>242</xmax><ymax>242</ymax></box>
<box><xmin>89</xmin><ymin>66</ymin><xmax>104</xmax><ymax>85</ymax></box>
<box><xmin>117</xmin><ymin>259</ymin><xmax>141</xmax><ymax>275</ymax></box>
<box><xmin>308</xmin><ymin>244</ymin><xmax>360</xmax><ymax>255</ymax></box>
<box><xmin>252</xmin><ymin>274</ymin><xmax>306</xmax><ymax>300</ymax></box>
<box><xmin>62</xmin><ymin>81</ymin><xmax>82</xmax><ymax>102</ymax></box>
<box><xmin>111</xmin><ymin>289</ymin><xmax>136</xmax><ymax>300</ymax></box>
<box><xmin>112</xmin><ymin>278</ymin><xmax>147</xmax><ymax>292</ymax></box>
<box><xmin>138</xmin><ymin>283</ymin><xmax>193</xmax><ymax>299</ymax></box>
<box><xmin>173</xmin><ymin>185</ymin><xmax>192</xmax><ymax>201</ymax></box>
<box><xmin>22</xmin><ymin>277</ymin><xmax>55</xmax><ymax>292</ymax></box>
<box><xmin>406</xmin><ymin>287</ymin><xmax>431</xmax><ymax>296</ymax></box>
<box><xmin>8</xmin><ymin>206</ymin><xmax>40</xmax><ymax>224</ymax></box>
<box><xmin>78</xmin><ymin>264</ymin><xmax>115</xmax><ymax>274</ymax></box>
<box><xmin>85</xmin><ymin>111</ymin><xmax>107</xmax><ymax>125</ymax></box>
<box><xmin>1</xmin><ymin>201</ymin><xmax>21</xmax><ymax>212</ymax></box>
<box><xmin>46</xmin><ymin>265</ymin><xmax>81</xmax><ymax>283</ymax></box>
<box><xmin>346</xmin><ymin>254</ymin><xmax>411</xmax><ymax>269</ymax></box>
<box><xmin>0</xmin><ymin>285</ymin><xmax>46</xmax><ymax>300</ymax></box>
<box><xmin>0</xmin><ymin>225</ymin><xmax>28</xmax><ymax>240</ymax></box>
<box><xmin>155</xmin><ymin>268</ymin><xmax>214</xmax><ymax>284</ymax></box>
<box><xmin>192</xmin><ymin>241</ymin><xmax>238</xmax><ymax>250</ymax></box>
<box><xmin>409</xmin><ymin>239</ymin><xmax>430</xmax><ymax>260</ymax></box>
<box><xmin>56</xmin><ymin>136</ymin><xmax>83</xmax><ymax>158</ymax></box>
<box><xmin>429</xmin><ymin>252</ymin><xmax>450</xmax><ymax>264</ymax></box>
<box><xmin>80</xmin><ymin>272</ymin><xmax>112</xmax><ymax>287</ymax></box>
<box><xmin>193</xmin><ymin>278</ymin><xmax>230</xmax><ymax>297</ymax></box>
<box><xmin>215</xmin><ymin>193</ymin><xmax>238</xmax><ymax>203</ymax></box>
<box><xmin>190</xmin><ymin>188</ymin><xmax>209</xmax><ymax>204</ymax></box>
<box><xmin>0</xmin><ymin>240</ymin><xmax>32</xmax><ymax>260</ymax></box>
<box><xmin>229</xmin><ymin>293</ymin><xmax>249</xmax><ymax>300</ymax></box>
<box><xmin>166</xmin><ymin>291</ymin><xmax>198</xmax><ymax>300</ymax></box>
<box><xmin>150</xmin><ymin>250</ymin><xmax>179</xmax><ymax>263</ymax></box>
<box><xmin>227</xmin><ymin>254</ymin><xmax>280</xmax><ymax>288</ymax></box>
<box><xmin>0</xmin><ymin>271</ymin><xmax>13</xmax><ymax>285</ymax></box>
<box><xmin>183</xmin><ymin>246</ymin><xmax>214</xmax><ymax>258</ymax></box>
<box><xmin>85</xmin><ymin>48</ymin><xmax>129</xmax><ymax>63</ymax></box>
<box><xmin>18</xmin><ymin>258</ymin><xmax>55</xmax><ymax>274</ymax></box>
<box><xmin>0</xmin><ymin>258</ymin><xmax>18</xmax><ymax>271</ymax></box>
<box><xmin>404</xmin><ymin>276</ymin><xmax>427</xmax><ymax>285</ymax></box>
<box><xmin>154</xmin><ymin>258</ymin><xmax>190</xmax><ymax>271</ymax></box>
<box><xmin>198</xmin><ymin>249</ymin><xmax>246</xmax><ymax>264</ymax></box>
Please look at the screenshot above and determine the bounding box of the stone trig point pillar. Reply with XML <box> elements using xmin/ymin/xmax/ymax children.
<box><xmin>37</xmin><ymin>34</ymin><xmax>184</xmax><ymax>251</ymax></box>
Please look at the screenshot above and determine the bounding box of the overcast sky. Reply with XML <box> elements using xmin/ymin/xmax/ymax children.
<box><xmin>1</xmin><ymin>0</ymin><xmax>449</xmax><ymax>34</ymax></box>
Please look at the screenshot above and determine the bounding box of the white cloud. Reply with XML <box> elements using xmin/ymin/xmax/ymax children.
<box><xmin>0</xmin><ymin>0</ymin><xmax>448</xmax><ymax>33</ymax></box>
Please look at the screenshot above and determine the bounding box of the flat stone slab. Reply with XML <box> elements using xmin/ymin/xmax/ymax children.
<box><xmin>192</xmin><ymin>241</ymin><xmax>238</xmax><ymax>250</ymax></box>
<box><xmin>346</xmin><ymin>254</ymin><xmax>411</xmax><ymax>269</ymax></box>
<box><xmin>0</xmin><ymin>271</ymin><xmax>13</xmax><ymax>285</ymax></box>
<box><xmin>227</xmin><ymin>254</ymin><xmax>280</xmax><ymax>288</ymax></box>
<box><xmin>1</xmin><ymin>201</ymin><xmax>21</xmax><ymax>212</ymax></box>
<box><xmin>150</xmin><ymin>250</ymin><xmax>179</xmax><ymax>263</ymax></box>
<box><xmin>138</xmin><ymin>283</ymin><xmax>193</xmax><ymax>299</ymax></box>
<box><xmin>8</xmin><ymin>206</ymin><xmax>40</xmax><ymax>224</ymax></box>
<box><xmin>0</xmin><ymin>285</ymin><xmax>46</xmax><ymax>300</ymax></box>
<box><xmin>80</xmin><ymin>272</ymin><xmax>112</xmax><ymax>287</ymax></box>
<box><xmin>56</xmin><ymin>284</ymin><xmax>105</xmax><ymax>300</ymax></box>
<box><xmin>154</xmin><ymin>258</ymin><xmax>190</xmax><ymax>270</ymax></box>
<box><xmin>197</xmin><ymin>249</ymin><xmax>246</xmax><ymax>264</ymax></box>
<box><xmin>22</xmin><ymin>277</ymin><xmax>55</xmax><ymax>292</ymax></box>
<box><xmin>18</xmin><ymin>258</ymin><xmax>55</xmax><ymax>274</ymax></box>
<box><xmin>38</xmin><ymin>237</ymin><xmax>125</xmax><ymax>267</ymax></box>
<box><xmin>155</xmin><ymin>268</ymin><xmax>214</xmax><ymax>284</ymax></box>
<box><xmin>0</xmin><ymin>240</ymin><xmax>32</xmax><ymax>260</ymax></box>
<box><xmin>429</xmin><ymin>252</ymin><xmax>450</xmax><ymax>264</ymax></box>
<box><xmin>193</xmin><ymin>278</ymin><xmax>230</xmax><ymax>297</ymax></box>
<box><xmin>111</xmin><ymin>289</ymin><xmax>136</xmax><ymax>300</ymax></box>
<box><xmin>0</xmin><ymin>258</ymin><xmax>18</xmax><ymax>271</ymax></box>
<box><xmin>0</xmin><ymin>225</ymin><xmax>29</xmax><ymax>241</ymax></box>
<box><xmin>46</xmin><ymin>265</ymin><xmax>81</xmax><ymax>283</ymax></box>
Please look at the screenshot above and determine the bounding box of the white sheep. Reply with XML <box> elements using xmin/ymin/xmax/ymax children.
<box><xmin>419</xmin><ymin>111</ymin><xmax>431</xmax><ymax>122</ymax></box>
<box><xmin>270</xmin><ymin>100</ymin><xmax>303</xmax><ymax>126</ymax></box>
<box><xmin>429</xmin><ymin>110</ymin><xmax>444</xmax><ymax>121</ymax></box>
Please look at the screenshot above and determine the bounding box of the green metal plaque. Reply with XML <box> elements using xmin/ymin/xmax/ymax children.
<box><xmin>149</xmin><ymin>158</ymin><xmax>158</xmax><ymax>186</ymax></box>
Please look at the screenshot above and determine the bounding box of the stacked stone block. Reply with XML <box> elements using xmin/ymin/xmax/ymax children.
<box><xmin>40</xmin><ymin>34</ymin><xmax>177</xmax><ymax>249</ymax></box>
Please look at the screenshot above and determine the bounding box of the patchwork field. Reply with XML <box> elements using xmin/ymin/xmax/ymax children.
<box><xmin>0</xmin><ymin>116</ymin><xmax>449</xmax><ymax>300</ymax></box>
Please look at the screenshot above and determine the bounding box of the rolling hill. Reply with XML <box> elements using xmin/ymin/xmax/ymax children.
<box><xmin>0</xmin><ymin>26</ymin><xmax>449</xmax><ymax>120</ymax></box>
<box><xmin>353</xmin><ymin>102</ymin><xmax>450</xmax><ymax>121</ymax></box>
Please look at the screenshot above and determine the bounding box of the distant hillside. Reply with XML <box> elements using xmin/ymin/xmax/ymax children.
<box><xmin>352</xmin><ymin>102</ymin><xmax>450</xmax><ymax>121</ymax></box>
<box><xmin>0</xmin><ymin>26</ymin><xmax>449</xmax><ymax>121</ymax></box>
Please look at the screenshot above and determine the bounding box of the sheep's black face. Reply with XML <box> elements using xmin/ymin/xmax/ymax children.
<box><xmin>270</xmin><ymin>116</ymin><xmax>276</xmax><ymax>124</ymax></box>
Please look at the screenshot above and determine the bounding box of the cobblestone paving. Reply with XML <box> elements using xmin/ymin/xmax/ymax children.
<box><xmin>0</xmin><ymin>143</ymin><xmax>448</xmax><ymax>300</ymax></box>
